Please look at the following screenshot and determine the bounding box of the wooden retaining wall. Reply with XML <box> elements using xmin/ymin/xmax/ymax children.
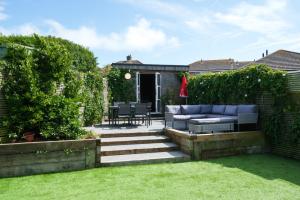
<box><xmin>0</xmin><ymin>139</ymin><xmax>101</xmax><ymax>178</ymax></box>
<box><xmin>165</xmin><ymin>129</ymin><xmax>268</xmax><ymax>160</ymax></box>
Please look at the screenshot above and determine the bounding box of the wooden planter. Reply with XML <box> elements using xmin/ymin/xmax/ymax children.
<box><xmin>0</xmin><ymin>139</ymin><xmax>100</xmax><ymax>178</ymax></box>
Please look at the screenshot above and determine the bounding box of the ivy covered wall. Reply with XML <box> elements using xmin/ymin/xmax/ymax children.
<box><xmin>188</xmin><ymin>64</ymin><xmax>300</xmax><ymax>159</ymax></box>
<box><xmin>105</xmin><ymin>66</ymin><xmax>135</xmax><ymax>104</ymax></box>
<box><xmin>0</xmin><ymin>34</ymin><xmax>103</xmax><ymax>142</ymax></box>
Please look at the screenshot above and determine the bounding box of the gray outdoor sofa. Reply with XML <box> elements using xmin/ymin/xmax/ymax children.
<box><xmin>165</xmin><ymin>104</ymin><xmax>258</xmax><ymax>133</ymax></box>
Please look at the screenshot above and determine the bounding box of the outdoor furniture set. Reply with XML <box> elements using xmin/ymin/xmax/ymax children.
<box><xmin>109</xmin><ymin>102</ymin><xmax>152</xmax><ymax>127</ymax></box>
<box><xmin>165</xmin><ymin>104</ymin><xmax>258</xmax><ymax>134</ymax></box>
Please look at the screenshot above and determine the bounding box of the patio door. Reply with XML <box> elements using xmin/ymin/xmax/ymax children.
<box><xmin>136</xmin><ymin>72</ymin><xmax>140</xmax><ymax>102</ymax></box>
<box><xmin>155</xmin><ymin>72</ymin><xmax>161</xmax><ymax>112</ymax></box>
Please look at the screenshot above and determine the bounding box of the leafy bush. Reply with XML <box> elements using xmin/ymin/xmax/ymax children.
<box><xmin>106</xmin><ymin>66</ymin><xmax>135</xmax><ymax>103</ymax></box>
<box><xmin>0</xmin><ymin>34</ymin><xmax>103</xmax><ymax>141</ymax></box>
<box><xmin>188</xmin><ymin>64</ymin><xmax>287</xmax><ymax>104</ymax></box>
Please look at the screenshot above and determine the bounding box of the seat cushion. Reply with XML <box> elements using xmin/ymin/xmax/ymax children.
<box><xmin>189</xmin><ymin>117</ymin><xmax>236</xmax><ymax>125</ymax></box>
<box><xmin>238</xmin><ymin>105</ymin><xmax>257</xmax><ymax>113</ymax></box>
<box><xmin>199</xmin><ymin>105</ymin><xmax>212</xmax><ymax>114</ymax></box>
<box><xmin>187</xmin><ymin>114</ymin><xmax>206</xmax><ymax>119</ymax></box>
<box><xmin>211</xmin><ymin>105</ymin><xmax>226</xmax><ymax>114</ymax></box>
<box><xmin>165</xmin><ymin>105</ymin><xmax>181</xmax><ymax>114</ymax></box>
<box><xmin>181</xmin><ymin>105</ymin><xmax>201</xmax><ymax>115</ymax></box>
<box><xmin>173</xmin><ymin>114</ymin><xmax>206</xmax><ymax>120</ymax></box>
<box><xmin>173</xmin><ymin>115</ymin><xmax>191</xmax><ymax>120</ymax></box>
<box><xmin>224</xmin><ymin>105</ymin><xmax>238</xmax><ymax>116</ymax></box>
<box><xmin>206</xmin><ymin>114</ymin><xmax>225</xmax><ymax>118</ymax></box>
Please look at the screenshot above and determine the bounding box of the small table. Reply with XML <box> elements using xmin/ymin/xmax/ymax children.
<box><xmin>189</xmin><ymin>118</ymin><xmax>234</xmax><ymax>134</ymax></box>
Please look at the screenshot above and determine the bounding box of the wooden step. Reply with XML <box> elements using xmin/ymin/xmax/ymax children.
<box><xmin>100</xmin><ymin>131</ymin><xmax>163</xmax><ymax>138</ymax></box>
<box><xmin>101</xmin><ymin>135</ymin><xmax>169</xmax><ymax>146</ymax></box>
<box><xmin>100</xmin><ymin>151</ymin><xmax>190</xmax><ymax>166</ymax></box>
<box><xmin>101</xmin><ymin>142</ymin><xmax>178</xmax><ymax>156</ymax></box>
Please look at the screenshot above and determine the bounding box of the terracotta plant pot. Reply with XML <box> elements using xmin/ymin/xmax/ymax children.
<box><xmin>23</xmin><ymin>132</ymin><xmax>35</xmax><ymax>142</ymax></box>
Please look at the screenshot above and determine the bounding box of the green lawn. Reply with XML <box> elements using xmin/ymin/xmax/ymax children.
<box><xmin>1</xmin><ymin>154</ymin><xmax>300</xmax><ymax>200</ymax></box>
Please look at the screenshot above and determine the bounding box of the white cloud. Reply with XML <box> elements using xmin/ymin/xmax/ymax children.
<box><xmin>120</xmin><ymin>0</ymin><xmax>193</xmax><ymax>19</ymax></box>
<box><xmin>0</xmin><ymin>23</ymin><xmax>40</xmax><ymax>35</ymax></box>
<box><xmin>185</xmin><ymin>17</ymin><xmax>212</xmax><ymax>31</ymax></box>
<box><xmin>46</xmin><ymin>18</ymin><xmax>180</xmax><ymax>51</ymax></box>
<box><xmin>215</xmin><ymin>0</ymin><xmax>288</xmax><ymax>35</ymax></box>
<box><xmin>0</xmin><ymin>1</ymin><xmax>7</xmax><ymax>21</ymax></box>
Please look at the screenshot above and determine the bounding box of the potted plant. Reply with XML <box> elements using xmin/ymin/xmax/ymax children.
<box><xmin>23</xmin><ymin>131</ymin><xmax>35</xmax><ymax>142</ymax></box>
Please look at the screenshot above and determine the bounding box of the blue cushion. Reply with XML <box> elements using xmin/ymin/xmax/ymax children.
<box><xmin>224</xmin><ymin>105</ymin><xmax>238</xmax><ymax>116</ymax></box>
<box><xmin>212</xmin><ymin>105</ymin><xmax>226</xmax><ymax>114</ymax></box>
<box><xmin>173</xmin><ymin>115</ymin><xmax>190</xmax><ymax>120</ymax></box>
<box><xmin>189</xmin><ymin>117</ymin><xmax>236</xmax><ymax>124</ymax></box>
<box><xmin>199</xmin><ymin>105</ymin><xmax>212</xmax><ymax>114</ymax></box>
<box><xmin>165</xmin><ymin>105</ymin><xmax>181</xmax><ymax>114</ymax></box>
<box><xmin>181</xmin><ymin>105</ymin><xmax>201</xmax><ymax>114</ymax></box>
<box><xmin>238</xmin><ymin>105</ymin><xmax>257</xmax><ymax>113</ymax></box>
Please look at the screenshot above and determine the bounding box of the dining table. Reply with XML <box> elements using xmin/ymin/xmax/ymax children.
<box><xmin>108</xmin><ymin>104</ymin><xmax>151</xmax><ymax>126</ymax></box>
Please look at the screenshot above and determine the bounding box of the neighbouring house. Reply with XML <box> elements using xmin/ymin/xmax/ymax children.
<box><xmin>111</xmin><ymin>55</ymin><xmax>188</xmax><ymax>113</ymax></box>
<box><xmin>255</xmin><ymin>49</ymin><xmax>300</xmax><ymax>71</ymax></box>
<box><xmin>189</xmin><ymin>58</ymin><xmax>252</xmax><ymax>74</ymax></box>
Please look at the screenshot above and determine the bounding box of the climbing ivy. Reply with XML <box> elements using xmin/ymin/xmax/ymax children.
<box><xmin>0</xmin><ymin>35</ymin><xmax>103</xmax><ymax>142</ymax></box>
<box><xmin>106</xmin><ymin>66</ymin><xmax>135</xmax><ymax>103</ymax></box>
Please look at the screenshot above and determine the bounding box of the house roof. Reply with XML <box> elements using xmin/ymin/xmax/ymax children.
<box><xmin>116</xmin><ymin>59</ymin><xmax>143</xmax><ymax>65</ymax></box>
<box><xmin>111</xmin><ymin>62</ymin><xmax>189</xmax><ymax>72</ymax></box>
<box><xmin>112</xmin><ymin>55</ymin><xmax>188</xmax><ymax>72</ymax></box>
<box><xmin>189</xmin><ymin>59</ymin><xmax>251</xmax><ymax>72</ymax></box>
<box><xmin>255</xmin><ymin>50</ymin><xmax>300</xmax><ymax>71</ymax></box>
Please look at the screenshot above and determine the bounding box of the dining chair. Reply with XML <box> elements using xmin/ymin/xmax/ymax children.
<box><xmin>133</xmin><ymin>103</ymin><xmax>149</xmax><ymax>127</ymax></box>
<box><xmin>117</xmin><ymin>104</ymin><xmax>132</xmax><ymax>124</ymax></box>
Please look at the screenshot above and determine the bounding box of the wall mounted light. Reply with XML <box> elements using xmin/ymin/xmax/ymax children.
<box><xmin>125</xmin><ymin>73</ymin><xmax>131</xmax><ymax>80</ymax></box>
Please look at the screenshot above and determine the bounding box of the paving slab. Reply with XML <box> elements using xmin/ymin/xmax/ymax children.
<box><xmin>101</xmin><ymin>135</ymin><xmax>169</xmax><ymax>145</ymax></box>
<box><xmin>101</xmin><ymin>151</ymin><xmax>190</xmax><ymax>166</ymax></box>
<box><xmin>101</xmin><ymin>142</ymin><xmax>178</xmax><ymax>156</ymax></box>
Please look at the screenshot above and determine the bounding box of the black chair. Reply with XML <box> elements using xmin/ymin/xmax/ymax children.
<box><xmin>113</xmin><ymin>101</ymin><xmax>125</xmax><ymax>106</ymax></box>
<box><xmin>133</xmin><ymin>103</ymin><xmax>149</xmax><ymax>127</ymax></box>
<box><xmin>146</xmin><ymin>102</ymin><xmax>152</xmax><ymax>125</ymax></box>
<box><xmin>129</xmin><ymin>101</ymin><xmax>138</xmax><ymax>105</ymax></box>
<box><xmin>117</xmin><ymin>104</ymin><xmax>132</xmax><ymax>125</ymax></box>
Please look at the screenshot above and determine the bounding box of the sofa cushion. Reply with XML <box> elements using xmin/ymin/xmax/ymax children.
<box><xmin>173</xmin><ymin>115</ymin><xmax>190</xmax><ymax>120</ymax></box>
<box><xmin>199</xmin><ymin>105</ymin><xmax>212</xmax><ymax>114</ymax></box>
<box><xmin>187</xmin><ymin>114</ymin><xmax>206</xmax><ymax>119</ymax></box>
<box><xmin>212</xmin><ymin>105</ymin><xmax>226</xmax><ymax>114</ymax></box>
<box><xmin>181</xmin><ymin>105</ymin><xmax>201</xmax><ymax>115</ymax></box>
<box><xmin>165</xmin><ymin>105</ymin><xmax>181</xmax><ymax>114</ymax></box>
<box><xmin>206</xmin><ymin>114</ymin><xmax>225</xmax><ymax>118</ymax></box>
<box><xmin>224</xmin><ymin>105</ymin><xmax>238</xmax><ymax>116</ymax></box>
<box><xmin>238</xmin><ymin>105</ymin><xmax>257</xmax><ymax>113</ymax></box>
<box><xmin>173</xmin><ymin>114</ymin><xmax>206</xmax><ymax>121</ymax></box>
<box><xmin>189</xmin><ymin>117</ymin><xmax>236</xmax><ymax>125</ymax></box>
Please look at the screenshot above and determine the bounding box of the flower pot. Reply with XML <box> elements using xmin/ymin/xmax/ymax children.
<box><xmin>23</xmin><ymin>132</ymin><xmax>35</xmax><ymax>142</ymax></box>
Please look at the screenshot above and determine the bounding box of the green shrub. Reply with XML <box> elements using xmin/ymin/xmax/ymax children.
<box><xmin>188</xmin><ymin>64</ymin><xmax>287</xmax><ymax>104</ymax></box>
<box><xmin>0</xmin><ymin>34</ymin><xmax>103</xmax><ymax>141</ymax></box>
<box><xmin>106</xmin><ymin>66</ymin><xmax>135</xmax><ymax>103</ymax></box>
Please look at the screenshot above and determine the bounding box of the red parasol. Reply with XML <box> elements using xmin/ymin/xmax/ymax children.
<box><xmin>179</xmin><ymin>75</ymin><xmax>188</xmax><ymax>97</ymax></box>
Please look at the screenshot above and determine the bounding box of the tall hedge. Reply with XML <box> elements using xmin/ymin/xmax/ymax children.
<box><xmin>0</xmin><ymin>34</ymin><xmax>103</xmax><ymax>141</ymax></box>
<box><xmin>188</xmin><ymin>64</ymin><xmax>287</xmax><ymax>104</ymax></box>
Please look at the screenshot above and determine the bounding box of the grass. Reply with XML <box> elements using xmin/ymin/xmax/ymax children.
<box><xmin>0</xmin><ymin>154</ymin><xmax>300</xmax><ymax>200</ymax></box>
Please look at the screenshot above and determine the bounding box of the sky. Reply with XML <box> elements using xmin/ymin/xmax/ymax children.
<box><xmin>1</xmin><ymin>0</ymin><xmax>300</xmax><ymax>66</ymax></box>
